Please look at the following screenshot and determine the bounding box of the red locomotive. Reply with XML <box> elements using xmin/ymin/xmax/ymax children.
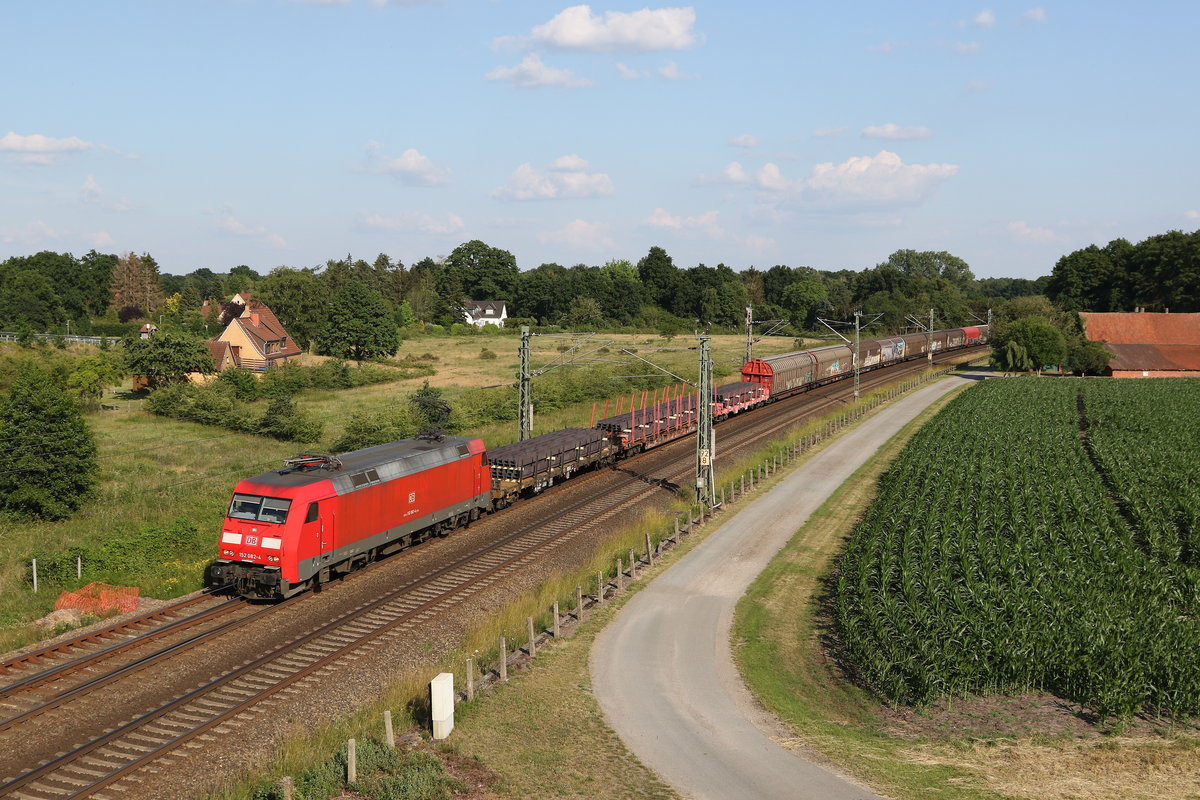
<box><xmin>211</xmin><ymin>436</ymin><xmax>490</xmax><ymax>599</ymax></box>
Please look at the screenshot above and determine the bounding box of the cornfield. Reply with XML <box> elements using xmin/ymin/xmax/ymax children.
<box><xmin>832</xmin><ymin>378</ymin><xmax>1200</xmax><ymax>719</ymax></box>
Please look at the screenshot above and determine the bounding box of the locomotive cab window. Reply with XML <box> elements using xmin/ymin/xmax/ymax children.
<box><xmin>228</xmin><ymin>493</ymin><xmax>293</xmax><ymax>523</ymax></box>
<box><xmin>305</xmin><ymin>502</ymin><xmax>319</xmax><ymax>523</ymax></box>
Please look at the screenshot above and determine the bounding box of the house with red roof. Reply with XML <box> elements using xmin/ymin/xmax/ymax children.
<box><xmin>208</xmin><ymin>293</ymin><xmax>302</xmax><ymax>372</ymax></box>
<box><xmin>1080</xmin><ymin>311</ymin><xmax>1200</xmax><ymax>378</ymax></box>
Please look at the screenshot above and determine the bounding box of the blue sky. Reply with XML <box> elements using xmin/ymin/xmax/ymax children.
<box><xmin>3</xmin><ymin>1</ymin><xmax>1197</xmax><ymax>280</ymax></box>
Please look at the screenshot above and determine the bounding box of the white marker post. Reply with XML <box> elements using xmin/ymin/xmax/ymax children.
<box><xmin>431</xmin><ymin>672</ymin><xmax>455</xmax><ymax>740</ymax></box>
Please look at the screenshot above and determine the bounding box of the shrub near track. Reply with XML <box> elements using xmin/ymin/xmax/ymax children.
<box><xmin>832</xmin><ymin>378</ymin><xmax>1200</xmax><ymax>720</ymax></box>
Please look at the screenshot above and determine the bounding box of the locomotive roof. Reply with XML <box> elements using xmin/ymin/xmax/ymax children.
<box><xmin>242</xmin><ymin>435</ymin><xmax>478</xmax><ymax>493</ymax></box>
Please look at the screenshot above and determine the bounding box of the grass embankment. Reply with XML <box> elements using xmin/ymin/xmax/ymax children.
<box><xmin>0</xmin><ymin>333</ymin><xmax>799</xmax><ymax>648</ymax></box>
<box><xmin>733</xmin><ymin>382</ymin><xmax>1200</xmax><ymax>800</ymax></box>
<box><xmin>208</xmin><ymin>365</ymin><xmax>966</xmax><ymax>800</ymax></box>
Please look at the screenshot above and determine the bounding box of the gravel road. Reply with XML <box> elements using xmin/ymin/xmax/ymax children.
<box><xmin>591</xmin><ymin>373</ymin><xmax>984</xmax><ymax>800</ymax></box>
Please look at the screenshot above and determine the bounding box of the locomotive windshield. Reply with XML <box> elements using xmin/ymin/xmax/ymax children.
<box><xmin>228</xmin><ymin>493</ymin><xmax>292</xmax><ymax>524</ymax></box>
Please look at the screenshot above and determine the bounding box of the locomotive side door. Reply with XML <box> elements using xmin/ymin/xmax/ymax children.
<box><xmin>302</xmin><ymin>501</ymin><xmax>334</xmax><ymax>567</ymax></box>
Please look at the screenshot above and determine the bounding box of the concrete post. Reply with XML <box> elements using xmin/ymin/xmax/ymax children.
<box><xmin>628</xmin><ymin>548</ymin><xmax>637</xmax><ymax>578</ymax></box>
<box><xmin>673</xmin><ymin>516</ymin><xmax>680</xmax><ymax>541</ymax></box>
<box><xmin>431</xmin><ymin>672</ymin><xmax>455</xmax><ymax>740</ymax></box>
<box><xmin>347</xmin><ymin>739</ymin><xmax>357</xmax><ymax>784</ymax></box>
<box><xmin>645</xmin><ymin>532</ymin><xmax>654</xmax><ymax>566</ymax></box>
<box><xmin>384</xmin><ymin>710</ymin><xmax>395</xmax><ymax>748</ymax></box>
<box><xmin>576</xmin><ymin>586</ymin><xmax>584</xmax><ymax>618</ymax></box>
<box><xmin>616</xmin><ymin>558</ymin><xmax>623</xmax><ymax>590</ymax></box>
<box><xmin>597</xmin><ymin>571</ymin><xmax>605</xmax><ymax>603</ymax></box>
<box><xmin>553</xmin><ymin>600</ymin><xmax>560</xmax><ymax>638</ymax></box>
<box><xmin>499</xmin><ymin>636</ymin><xmax>507</xmax><ymax>681</ymax></box>
<box><xmin>527</xmin><ymin>616</ymin><xmax>536</xmax><ymax>656</ymax></box>
<box><xmin>466</xmin><ymin>658</ymin><xmax>475</xmax><ymax>701</ymax></box>
<box><xmin>741</xmin><ymin>474</ymin><xmax>745</xmax><ymax>495</ymax></box>
<box><xmin>31</xmin><ymin>559</ymin><xmax>37</xmax><ymax>594</ymax></box>
<box><xmin>280</xmin><ymin>777</ymin><xmax>295</xmax><ymax>800</ymax></box>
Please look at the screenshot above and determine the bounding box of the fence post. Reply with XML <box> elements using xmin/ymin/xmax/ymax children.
<box><xmin>645</xmin><ymin>532</ymin><xmax>654</xmax><ymax>566</ymax></box>
<box><xmin>576</xmin><ymin>585</ymin><xmax>584</xmax><ymax>618</ymax></box>
<box><xmin>628</xmin><ymin>548</ymin><xmax>637</xmax><ymax>578</ymax></box>
<box><xmin>31</xmin><ymin>559</ymin><xmax>37</xmax><ymax>594</ymax></box>
<box><xmin>499</xmin><ymin>636</ymin><xmax>507</xmax><ymax>681</ymax></box>
<box><xmin>673</xmin><ymin>516</ymin><xmax>680</xmax><ymax>542</ymax></box>
<box><xmin>384</xmin><ymin>710</ymin><xmax>395</xmax><ymax>748</ymax></box>
<box><xmin>527</xmin><ymin>616</ymin><xmax>536</xmax><ymax>656</ymax></box>
<box><xmin>76</xmin><ymin>555</ymin><xmax>82</xmax><ymax>580</ymax></box>
<box><xmin>466</xmin><ymin>657</ymin><xmax>475</xmax><ymax>701</ymax></box>
<box><xmin>597</xmin><ymin>571</ymin><xmax>605</xmax><ymax>604</ymax></box>
<box><xmin>280</xmin><ymin>777</ymin><xmax>295</xmax><ymax>800</ymax></box>
<box><xmin>347</xmin><ymin>739</ymin><xmax>357</xmax><ymax>784</ymax></box>
<box><xmin>616</xmin><ymin>558</ymin><xmax>623</xmax><ymax>590</ymax></box>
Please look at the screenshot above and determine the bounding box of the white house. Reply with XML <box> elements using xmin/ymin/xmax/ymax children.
<box><xmin>464</xmin><ymin>300</ymin><xmax>508</xmax><ymax>329</ymax></box>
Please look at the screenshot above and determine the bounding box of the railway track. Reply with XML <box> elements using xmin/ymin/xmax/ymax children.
<box><xmin>0</xmin><ymin>349</ymin><xmax>983</xmax><ymax>799</ymax></box>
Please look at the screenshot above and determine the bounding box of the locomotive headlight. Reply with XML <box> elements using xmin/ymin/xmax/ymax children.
<box><xmin>222</xmin><ymin>549</ymin><xmax>235</xmax><ymax>556</ymax></box>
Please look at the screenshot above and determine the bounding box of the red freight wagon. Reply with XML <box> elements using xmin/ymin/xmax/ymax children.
<box><xmin>210</xmin><ymin>436</ymin><xmax>490</xmax><ymax>599</ymax></box>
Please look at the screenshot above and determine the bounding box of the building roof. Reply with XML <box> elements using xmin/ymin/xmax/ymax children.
<box><xmin>205</xmin><ymin>340</ymin><xmax>231</xmax><ymax>370</ymax></box>
<box><xmin>1079</xmin><ymin>312</ymin><xmax>1200</xmax><ymax>345</ymax></box>
<box><xmin>465</xmin><ymin>300</ymin><xmax>507</xmax><ymax>321</ymax></box>
<box><xmin>232</xmin><ymin>302</ymin><xmax>303</xmax><ymax>359</ymax></box>
<box><xmin>1105</xmin><ymin>344</ymin><xmax>1200</xmax><ymax>372</ymax></box>
<box><xmin>1080</xmin><ymin>312</ymin><xmax>1200</xmax><ymax>374</ymax></box>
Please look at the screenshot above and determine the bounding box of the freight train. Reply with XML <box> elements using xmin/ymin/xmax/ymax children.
<box><xmin>211</xmin><ymin>325</ymin><xmax>986</xmax><ymax>599</ymax></box>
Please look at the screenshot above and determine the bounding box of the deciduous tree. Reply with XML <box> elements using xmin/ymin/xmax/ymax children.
<box><xmin>0</xmin><ymin>365</ymin><xmax>98</xmax><ymax>520</ymax></box>
<box><xmin>318</xmin><ymin>282</ymin><xmax>400</xmax><ymax>362</ymax></box>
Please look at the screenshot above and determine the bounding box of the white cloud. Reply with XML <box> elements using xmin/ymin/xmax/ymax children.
<box><xmin>486</xmin><ymin>53</ymin><xmax>593</xmax><ymax>88</ymax></box>
<box><xmin>710</xmin><ymin>161</ymin><xmax>750</xmax><ymax>184</ymax></box>
<box><xmin>363</xmin><ymin>142</ymin><xmax>451</xmax><ymax>185</ymax></box>
<box><xmin>965</xmin><ymin>79</ymin><xmax>993</xmax><ymax>93</ymax></box>
<box><xmin>1</xmin><ymin>220</ymin><xmax>60</xmax><ymax>245</ymax></box>
<box><xmin>616</xmin><ymin>61</ymin><xmax>648</xmax><ymax>79</ymax></box>
<box><xmin>1007</xmin><ymin>220</ymin><xmax>1063</xmax><ymax>243</ymax></box>
<box><xmin>216</xmin><ymin>213</ymin><xmax>286</xmax><ymax>247</ymax></box>
<box><xmin>974</xmin><ymin>9</ymin><xmax>996</xmax><ymax>25</ymax></box>
<box><xmin>0</xmin><ymin>131</ymin><xmax>93</xmax><ymax>164</ymax></box>
<box><xmin>519</xmin><ymin>5</ymin><xmax>699</xmax><ymax>53</ymax></box>
<box><xmin>756</xmin><ymin>163</ymin><xmax>795</xmax><ymax>192</ymax></box>
<box><xmin>657</xmin><ymin>60</ymin><xmax>696</xmax><ymax>80</ymax></box>
<box><xmin>953</xmin><ymin>41</ymin><xmax>981</xmax><ymax>55</ymax></box>
<box><xmin>645</xmin><ymin>208</ymin><xmax>724</xmax><ymax>238</ymax></box>
<box><xmin>799</xmin><ymin>150</ymin><xmax>958</xmax><ymax>209</ymax></box>
<box><xmin>80</xmin><ymin>175</ymin><xmax>133</xmax><ymax>210</ymax></box>
<box><xmin>540</xmin><ymin>219</ymin><xmax>615</xmax><ymax>249</ymax></box>
<box><xmin>82</xmin><ymin>175</ymin><xmax>103</xmax><ymax>203</ymax></box>
<box><xmin>361</xmin><ymin>211</ymin><xmax>465</xmax><ymax>235</ymax></box>
<box><xmin>493</xmin><ymin>156</ymin><xmax>614</xmax><ymax>200</ymax></box>
<box><xmin>728</xmin><ymin>134</ymin><xmax>760</xmax><ymax>148</ymax></box>
<box><xmin>1184</xmin><ymin>210</ymin><xmax>1199</xmax><ymax>221</ymax></box>
<box><xmin>90</xmin><ymin>231</ymin><xmax>115</xmax><ymax>247</ymax></box>
<box><xmin>863</xmin><ymin>123</ymin><xmax>933</xmax><ymax>141</ymax></box>
<box><xmin>813</xmin><ymin>126</ymin><xmax>850</xmax><ymax>138</ymax></box>
<box><xmin>743</xmin><ymin>235</ymin><xmax>777</xmax><ymax>255</ymax></box>
<box><xmin>1024</xmin><ymin>7</ymin><xmax>1046</xmax><ymax>22</ymax></box>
